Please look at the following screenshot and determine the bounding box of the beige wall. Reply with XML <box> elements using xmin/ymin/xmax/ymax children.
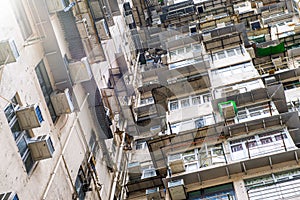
<box><xmin>0</xmin><ymin>1</ymin><xmax>114</xmax><ymax>200</ymax></box>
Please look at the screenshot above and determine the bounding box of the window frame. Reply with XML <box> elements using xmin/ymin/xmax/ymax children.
<box><xmin>4</xmin><ymin>96</ymin><xmax>35</xmax><ymax>174</ymax></box>
<box><xmin>168</xmin><ymin>93</ymin><xmax>212</xmax><ymax>111</ymax></box>
<box><xmin>11</xmin><ymin>0</ymin><xmax>33</xmax><ymax>40</ymax></box>
<box><xmin>35</xmin><ymin>60</ymin><xmax>58</xmax><ymax>123</ymax></box>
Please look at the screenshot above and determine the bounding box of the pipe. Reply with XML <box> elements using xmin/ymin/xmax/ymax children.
<box><xmin>109</xmin><ymin>123</ymin><xmax>127</xmax><ymax>200</ymax></box>
<box><xmin>42</xmin><ymin>93</ymin><xmax>89</xmax><ymax>200</ymax></box>
<box><xmin>76</xmin><ymin>112</ymin><xmax>102</xmax><ymax>199</ymax></box>
<box><xmin>120</xmin><ymin>151</ymin><xmax>131</xmax><ymax>199</ymax></box>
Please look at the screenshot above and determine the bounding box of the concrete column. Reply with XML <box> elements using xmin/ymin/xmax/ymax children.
<box><xmin>233</xmin><ymin>180</ymin><xmax>249</xmax><ymax>200</ymax></box>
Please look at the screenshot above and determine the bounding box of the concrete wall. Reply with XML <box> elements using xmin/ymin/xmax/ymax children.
<box><xmin>0</xmin><ymin>1</ymin><xmax>114</xmax><ymax>199</ymax></box>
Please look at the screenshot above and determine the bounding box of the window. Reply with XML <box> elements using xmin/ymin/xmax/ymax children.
<box><xmin>185</xmin><ymin>163</ymin><xmax>198</xmax><ymax>171</ymax></box>
<box><xmin>75</xmin><ymin>167</ymin><xmax>87</xmax><ymax>200</ymax></box>
<box><xmin>11</xmin><ymin>0</ymin><xmax>33</xmax><ymax>40</ymax></box>
<box><xmin>213</xmin><ymin>62</ymin><xmax>254</xmax><ymax>77</ymax></box>
<box><xmin>35</xmin><ymin>60</ymin><xmax>58</xmax><ymax>122</ymax></box>
<box><xmin>275</xmin><ymin>134</ymin><xmax>287</xmax><ymax>141</ymax></box>
<box><xmin>135</xmin><ymin>140</ymin><xmax>146</xmax><ymax>150</ymax></box>
<box><xmin>211</xmin><ymin>46</ymin><xmax>244</xmax><ymax>61</ymax></box>
<box><xmin>260</xmin><ymin>137</ymin><xmax>272</xmax><ymax>145</ymax></box>
<box><xmin>168</xmin><ymin>93</ymin><xmax>211</xmax><ymax>111</ymax></box>
<box><xmin>231</xmin><ymin>144</ymin><xmax>243</xmax><ymax>152</ymax></box>
<box><xmin>192</xmin><ymin>96</ymin><xmax>201</xmax><ymax>105</ymax></box>
<box><xmin>195</xmin><ymin>118</ymin><xmax>205</xmax><ymax>128</ymax></box>
<box><xmin>169</xmin><ymin>100</ymin><xmax>178</xmax><ymax>110</ymax></box>
<box><xmin>230</xmin><ymin>129</ymin><xmax>291</xmax><ymax>160</ymax></box>
<box><xmin>237</xmin><ymin>103</ymin><xmax>273</xmax><ymax>122</ymax></box>
<box><xmin>246</xmin><ymin>141</ymin><xmax>258</xmax><ymax>148</ymax></box>
<box><xmin>181</xmin><ymin>99</ymin><xmax>190</xmax><ymax>108</ymax></box>
<box><xmin>202</xmin><ymin>94</ymin><xmax>211</xmax><ymax>103</ymax></box>
<box><xmin>4</xmin><ymin>96</ymin><xmax>35</xmax><ymax>173</ymax></box>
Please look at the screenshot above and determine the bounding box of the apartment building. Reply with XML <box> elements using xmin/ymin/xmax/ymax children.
<box><xmin>118</xmin><ymin>0</ymin><xmax>300</xmax><ymax>200</ymax></box>
<box><xmin>0</xmin><ymin>0</ymin><xmax>130</xmax><ymax>199</ymax></box>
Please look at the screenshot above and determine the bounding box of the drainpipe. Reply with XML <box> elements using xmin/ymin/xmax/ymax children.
<box><xmin>42</xmin><ymin>93</ymin><xmax>89</xmax><ymax>200</ymax></box>
<box><xmin>120</xmin><ymin>151</ymin><xmax>131</xmax><ymax>199</ymax></box>
<box><xmin>109</xmin><ymin>122</ymin><xmax>127</xmax><ymax>200</ymax></box>
<box><xmin>76</xmin><ymin>112</ymin><xmax>102</xmax><ymax>199</ymax></box>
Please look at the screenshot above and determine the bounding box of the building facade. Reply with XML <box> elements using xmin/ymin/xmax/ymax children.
<box><xmin>118</xmin><ymin>0</ymin><xmax>300</xmax><ymax>200</ymax></box>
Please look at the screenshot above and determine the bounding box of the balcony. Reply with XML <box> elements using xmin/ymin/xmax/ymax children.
<box><xmin>235</xmin><ymin>102</ymin><xmax>279</xmax><ymax>124</ymax></box>
<box><xmin>133</xmin><ymin>96</ymin><xmax>157</xmax><ymax>122</ymax></box>
<box><xmin>164</xmin><ymin>148</ymin><xmax>300</xmax><ymax>190</ymax></box>
<box><xmin>229</xmin><ymin>128</ymin><xmax>296</xmax><ymax>161</ymax></box>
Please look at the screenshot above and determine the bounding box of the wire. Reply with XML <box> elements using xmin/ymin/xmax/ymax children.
<box><xmin>0</xmin><ymin>95</ymin><xmax>16</xmax><ymax>106</ymax></box>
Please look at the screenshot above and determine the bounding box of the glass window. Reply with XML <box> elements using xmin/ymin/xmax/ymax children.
<box><xmin>186</xmin><ymin>45</ymin><xmax>192</xmax><ymax>53</ymax></box>
<box><xmin>136</xmin><ymin>141</ymin><xmax>146</xmax><ymax>150</ymax></box>
<box><xmin>4</xmin><ymin>104</ymin><xmax>16</xmax><ymax>124</ymax></box>
<box><xmin>231</xmin><ymin>144</ymin><xmax>243</xmax><ymax>152</ymax></box>
<box><xmin>195</xmin><ymin>118</ymin><xmax>205</xmax><ymax>128</ymax></box>
<box><xmin>192</xmin><ymin>96</ymin><xmax>201</xmax><ymax>105</ymax></box>
<box><xmin>181</xmin><ymin>99</ymin><xmax>190</xmax><ymax>108</ymax></box>
<box><xmin>275</xmin><ymin>134</ymin><xmax>287</xmax><ymax>141</ymax></box>
<box><xmin>170</xmin><ymin>101</ymin><xmax>179</xmax><ymax>110</ymax></box>
<box><xmin>246</xmin><ymin>141</ymin><xmax>258</xmax><ymax>148</ymax></box>
<box><xmin>235</xmin><ymin>47</ymin><xmax>242</xmax><ymax>54</ymax></box>
<box><xmin>177</xmin><ymin>48</ymin><xmax>185</xmax><ymax>54</ymax></box>
<box><xmin>227</xmin><ymin>49</ymin><xmax>236</xmax><ymax>57</ymax></box>
<box><xmin>11</xmin><ymin>0</ymin><xmax>33</xmax><ymax>40</ymax></box>
<box><xmin>35</xmin><ymin>60</ymin><xmax>57</xmax><ymax>122</ymax></box>
<box><xmin>186</xmin><ymin>163</ymin><xmax>198</xmax><ymax>171</ymax></box>
<box><xmin>202</xmin><ymin>94</ymin><xmax>211</xmax><ymax>103</ymax></box>
<box><xmin>4</xmin><ymin>96</ymin><xmax>35</xmax><ymax>173</ymax></box>
<box><xmin>217</xmin><ymin>51</ymin><xmax>226</xmax><ymax>59</ymax></box>
<box><xmin>260</xmin><ymin>137</ymin><xmax>273</xmax><ymax>145</ymax></box>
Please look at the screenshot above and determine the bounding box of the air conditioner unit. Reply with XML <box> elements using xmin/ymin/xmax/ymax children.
<box><xmin>150</xmin><ymin>125</ymin><xmax>161</xmax><ymax>134</ymax></box>
<box><xmin>0</xmin><ymin>192</ymin><xmax>19</xmax><ymax>200</ymax></box>
<box><xmin>128</xmin><ymin>162</ymin><xmax>142</xmax><ymax>180</ymax></box>
<box><xmin>161</xmin><ymin>54</ymin><xmax>167</xmax><ymax>65</ymax></box>
<box><xmin>202</xmin><ymin>32</ymin><xmax>211</xmax><ymax>41</ymax></box>
<box><xmin>272</xmin><ymin>57</ymin><xmax>282</xmax><ymax>68</ymax></box>
<box><xmin>68</xmin><ymin>57</ymin><xmax>92</xmax><ymax>83</ymax></box>
<box><xmin>50</xmin><ymin>88</ymin><xmax>74</xmax><ymax>115</ymax></box>
<box><xmin>264</xmin><ymin>76</ymin><xmax>277</xmax><ymax>86</ymax></box>
<box><xmin>294</xmin><ymin>24</ymin><xmax>300</xmax><ymax>33</ymax></box>
<box><xmin>0</xmin><ymin>39</ymin><xmax>19</xmax><ymax>65</ymax></box>
<box><xmin>168</xmin><ymin>154</ymin><xmax>185</xmax><ymax>174</ymax></box>
<box><xmin>28</xmin><ymin>135</ymin><xmax>55</xmax><ymax>161</ymax></box>
<box><xmin>16</xmin><ymin>104</ymin><xmax>43</xmax><ymax>130</ymax></box>
<box><xmin>128</xmin><ymin>162</ymin><xmax>141</xmax><ymax>173</ymax></box>
<box><xmin>46</xmin><ymin>0</ymin><xmax>68</xmax><ymax>13</ymax></box>
<box><xmin>95</xmin><ymin>19</ymin><xmax>110</xmax><ymax>40</ymax></box>
<box><xmin>218</xmin><ymin>101</ymin><xmax>237</xmax><ymax>119</ymax></box>
<box><xmin>168</xmin><ymin>179</ymin><xmax>186</xmax><ymax>200</ymax></box>
<box><xmin>146</xmin><ymin>187</ymin><xmax>161</xmax><ymax>200</ymax></box>
<box><xmin>142</xmin><ymin>168</ymin><xmax>156</xmax><ymax>179</ymax></box>
<box><xmin>250</xmin><ymin>20</ymin><xmax>261</xmax><ymax>30</ymax></box>
<box><xmin>125</xmin><ymin>14</ymin><xmax>134</xmax><ymax>25</ymax></box>
<box><xmin>217</xmin><ymin>22</ymin><xmax>226</xmax><ymax>28</ymax></box>
<box><xmin>246</xmin><ymin>47</ymin><xmax>255</xmax><ymax>58</ymax></box>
